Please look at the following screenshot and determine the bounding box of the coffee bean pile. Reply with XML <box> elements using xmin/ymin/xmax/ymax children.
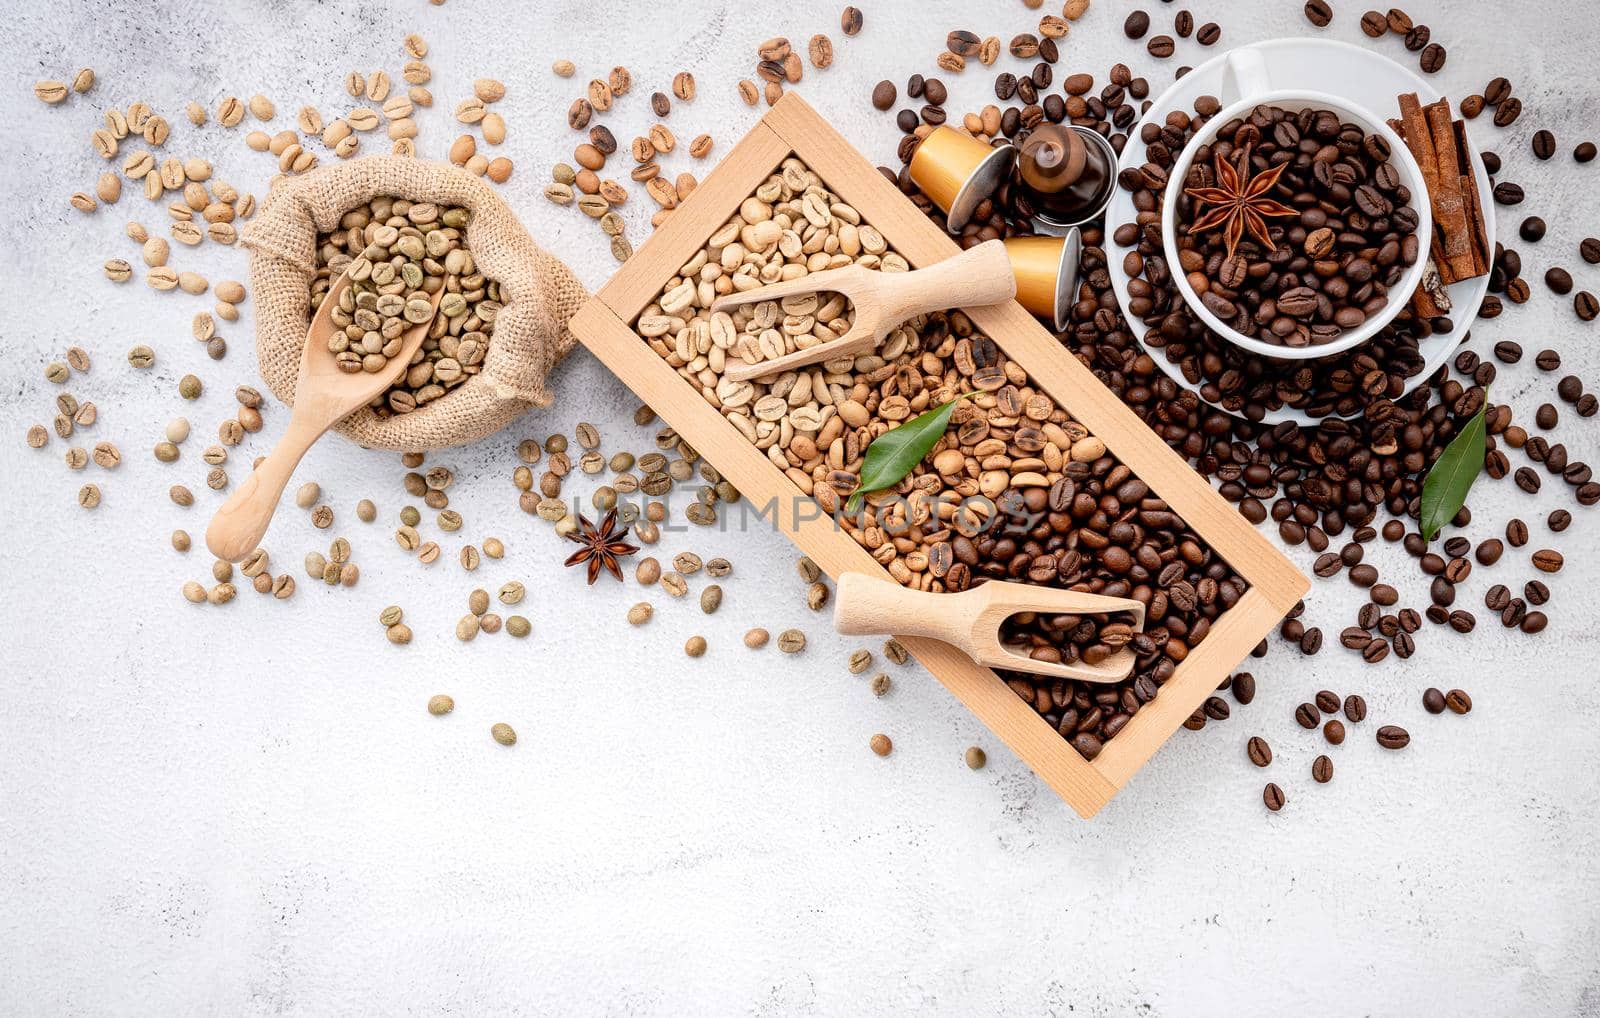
<box><xmin>1119</xmin><ymin>99</ymin><xmax>1436</xmax><ymax>417</ymax></box>
<box><xmin>874</xmin><ymin>11</ymin><xmax>1596</xmax><ymax>795</ymax></box>
<box><xmin>1173</xmin><ymin>103</ymin><xmax>1421</xmax><ymax>347</ymax></box>
<box><xmin>971</xmin><ymin>470</ymin><xmax>1248</xmax><ymax>760</ymax></box>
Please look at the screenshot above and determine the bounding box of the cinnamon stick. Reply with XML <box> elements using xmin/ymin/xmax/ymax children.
<box><xmin>1423</xmin><ymin>98</ymin><xmax>1475</xmax><ymax>280</ymax></box>
<box><xmin>1452</xmin><ymin>119</ymin><xmax>1490</xmax><ymax>276</ymax></box>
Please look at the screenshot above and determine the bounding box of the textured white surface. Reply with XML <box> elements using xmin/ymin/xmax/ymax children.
<box><xmin>2</xmin><ymin>1</ymin><xmax>1598</xmax><ymax>1015</ymax></box>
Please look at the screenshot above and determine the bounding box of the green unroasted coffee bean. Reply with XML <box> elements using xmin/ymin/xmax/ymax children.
<box><xmin>491</xmin><ymin>722</ymin><xmax>516</xmax><ymax>745</ymax></box>
<box><xmin>428</xmin><ymin>694</ymin><xmax>454</xmax><ymax>715</ymax></box>
<box><xmin>506</xmin><ymin>615</ymin><xmax>531</xmax><ymax>638</ymax></box>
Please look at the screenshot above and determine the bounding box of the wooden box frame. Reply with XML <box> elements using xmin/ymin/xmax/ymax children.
<box><xmin>570</xmin><ymin>94</ymin><xmax>1309</xmax><ymax>818</ymax></box>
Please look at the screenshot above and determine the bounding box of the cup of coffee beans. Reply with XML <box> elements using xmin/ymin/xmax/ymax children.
<box><xmin>1161</xmin><ymin>77</ymin><xmax>1428</xmax><ymax>360</ymax></box>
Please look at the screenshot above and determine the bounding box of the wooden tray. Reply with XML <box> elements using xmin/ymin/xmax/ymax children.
<box><xmin>569</xmin><ymin>93</ymin><xmax>1309</xmax><ymax>818</ymax></box>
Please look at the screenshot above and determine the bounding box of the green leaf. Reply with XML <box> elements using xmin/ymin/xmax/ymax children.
<box><xmin>1420</xmin><ymin>399</ymin><xmax>1487</xmax><ymax>541</ymax></box>
<box><xmin>844</xmin><ymin>392</ymin><xmax>978</xmax><ymax>513</ymax></box>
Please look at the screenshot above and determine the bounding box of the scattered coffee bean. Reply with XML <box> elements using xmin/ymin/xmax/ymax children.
<box><xmin>1376</xmin><ymin>725</ymin><xmax>1410</xmax><ymax>749</ymax></box>
<box><xmin>1263</xmin><ymin>782</ymin><xmax>1285</xmax><ymax>812</ymax></box>
<box><xmin>1247</xmin><ymin>735</ymin><xmax>1272</xmax><ymax>767</ymax></box>
<box><xmin>1312</xmin><ymin>755</ymin><xmax>1334</xmax><ymax>783</ymax></box>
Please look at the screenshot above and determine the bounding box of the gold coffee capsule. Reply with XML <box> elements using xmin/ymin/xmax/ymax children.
<box><xmin>1004</xmin><ymin>230</ymin><xmax>1081</xmax><ymax>332</ymax></box>
<box><xmin>908</xmin><ymin>125</ymin><xmax>1016</xmax><ymax>233</ymax></box>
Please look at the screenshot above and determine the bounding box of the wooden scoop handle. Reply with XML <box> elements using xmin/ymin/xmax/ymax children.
<box><xmin>834</xmin><ymin>572</ymin><xmax>967</xmax><ymax>644</ymax></box>
<box><xmin>204</xmin><ymin>413</ymin><xmax>322</xmax><ymax>561</ymax></box>
<box><xmin>873</xmin><ymin>239</ymin><xmax>1017</xmax><ymax>325</ymax></box>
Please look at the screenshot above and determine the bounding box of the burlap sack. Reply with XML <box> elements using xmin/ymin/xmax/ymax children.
<box><xmin>242</xmin><ymin>156</ymin><xmax>587</xmax><ymax>450</ymax></box>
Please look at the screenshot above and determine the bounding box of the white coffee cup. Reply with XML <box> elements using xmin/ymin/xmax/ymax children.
<box><xmin>1160</xmin><ymin>46</ymin><xmax>1432</xmax><ymax>361</ymax></box>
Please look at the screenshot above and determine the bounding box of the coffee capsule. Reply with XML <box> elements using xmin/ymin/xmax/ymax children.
<box><xmin>1004</xmin><ymin>230</ymin><xmax>1081</xmax><ymax>332</ymax></box>
<box><xmin>1017</xmin><ymin>125</ymin><xmax>1117</xmax><ymax>230</ymax></box>
<box><xmin>908</xmin><ymin>126</ymin><xmax>1016</xmax><ymax>233</ymax></box>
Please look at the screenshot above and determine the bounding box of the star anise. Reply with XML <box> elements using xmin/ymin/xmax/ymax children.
<box><xmin>563</xmin><ymin>509</ymin><xmax>638</xmax><ymax>584</ymax></box>
<box><xmin>1182</xmin><ymin>147</ymin><xmax>1297</xmax><ymax>260</ymax></box>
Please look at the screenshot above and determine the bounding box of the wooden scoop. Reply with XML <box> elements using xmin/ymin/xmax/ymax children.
<box><xmin>205</xmin><ymin>273</ymin><xmax>443</xmax><ymax>562</ymax></box>
<box><xmin>833</xmin><ymin>572</ymin><xmax>1147</xmax><ymax>683</ymax></box>
<box><xmin>714</xmin><ymin>239</ymin><xmax>1016</xmax><ymax>383</ymax></box>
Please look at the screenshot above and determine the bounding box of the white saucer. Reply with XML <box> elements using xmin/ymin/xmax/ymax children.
<box><xmin>1104</xmin><ymin>37</ymin><xmax>1495</xmax><ymax>426</ymax></box>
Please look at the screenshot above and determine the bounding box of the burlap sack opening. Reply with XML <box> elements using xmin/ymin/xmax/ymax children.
<box><xmin>242</xmin><ymin>156</ymin><xmax>587</xmax><ymax>450</ymax></box>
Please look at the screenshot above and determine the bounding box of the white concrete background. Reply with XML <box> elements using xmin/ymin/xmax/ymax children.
<box><xmin>2</xmin><ymin>1</ymin><xmax>1597</xmax><ymax>1014</ymax></box>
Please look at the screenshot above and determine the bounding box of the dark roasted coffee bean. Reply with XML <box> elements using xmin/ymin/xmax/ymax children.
<box><xmin>1324</xmin><ymin>719</ymin><xmax>1346</xmax><ymax>745</ymax></box>
<box><xmin>871</xmin><ymin>80</ymin><xmax>896</xmax><ymax>110</ymax></box>
<box><xmin>895</xmin><ymin>108</ymin><xmax>918</xmax><ymax>133</ymax></box>
<box><xmin>1506</xmin><ymin>518</ymin><xmax>1529</xmax><ymax>547</ymax></box>
<box><xmin>1493</xmin><ymin>181</ymin><xmax>1524</xmax><ymax>205</ymax></box>
<box><xmin>1494</xmin><ymin>97</ymin><xmax>1523</xmax><ymax>127</ymax></box>
<box><xmin>1532</xmin><ymin>129</ymin><xmax>1556</xmax><ymax>160</ymax></box>
<box><xmin>1382</xmin><ymin>520</ymin><xmax>1406</xmax><ymax>541</ymax></box>
<box><xmin>1377</xmin><ymin>725</ymin><xmax>1410</xmax><ymax>749</ymax></box>
<box><xmin>1531</xmin><ymin>549</ymin><xmax>1564</xmax><ymax>573</ymax></box>
<box><xmin>1536</xmin><ymin>348</ymin><xmax>1562</xmax><ymax>370</ymax></box>
<box><xmin>1493</xmin><ymin>340</ymin><xmax>1522</xmax><ymax>363</ymax></box>
<box><xmin>1521</xmin><ymin>610</ymin><xmax>1548</xmax><ymax>634</ymax></box>
<box><xmin>1304</xmin><ymin>0</ymin><xmax>1333</xmax><ymax>26</ymax></box>
<box><xmin>1578</xmin><ymin>394</ymin><xmax>1598</xmax><ymax>417</ymax></box>
<box><xmin>1547</xmin><ymin>267</ymin><xmax>1574</xmax><ymax>294</ymax></box>
<box><xmin>1204</xmin><ymin>696</ymin><xmax>1230</xmax><ymax>721</ymax></box>
<box><xmin>1423</xmin><ymin>687</ymin><xmax>1446</xmax><ymax>714</ymax></box>
<box><xmin>1247</xmin><ymin>735</ymin><xmax>1272</xmax><ymax>767</ymax></box>
<box><xmin>1448</xmin><ymin>610</ymin><xmax>1476</xmax><ymax>633</ymax></box>
<box><xmin>1536</xmin><ymin>403</ymin><xmax>1558</xmax><ymax>429</ymax></box>
<box><xmin>1403</xmin><ymin>24</ymin><xmax>1429</xmax><ymax>50</ymax></box>
<box><xmin>1524</xmin><ymin>579</ymin><xmax>1550</xmax><ymax>605</ymax></box>
<box><xmin>1232</xmin><ymin>671</ymin><xmax>1256</xmax><ymax>705</ymax></box>
<box><xmin>1195</xmin><ymin>21</ymin><xmax>1220</xmax><ymax>44</ymax></box>
<box><xmin>1295</xmin><ymin>702</ymin><xmax>1320</xmax><ymax>729</ymax></box>
<box><xmin>946</xmin><ymin>30</ymin><xmax>981</xmax><ymax>57</ymax></box>
<box><xmin>922</xmin><ymin>78</ymin><xmax>947</xmax><ymax>105</ymax></box>
<box><xmin>1577</xmin><ymin>141</ymin><xmax>1598</xmax><ymax>163</ymax></box>
<box><xmin>1348</xmin><ymin>563</ymin><xmax>1379</xmax><ymax>587</ymax></box>
<box><xmin>1392</xmin><ymin>632</ymin><xmax>1415</xmax><ymax>658</ymax></box>
<box><xmin>1370</xmin><ymin>583</ymin><xmax>1398</xmax><ymax>607</ymax></box>
<box><xmin>1312</xmin><ymin>755</ymin><xmax>1334</xmax><ymax>783</ymax></box>
<box><xmin>1263</xmin><ymin>782</ymin><xmax>1285</xmax><ymax>812</ymax></box>
<box><xmin>1460</xmin><ymin>94</ymin><xmax>1485</xmax><ymax>118</ymax></box>
<box><xmin>1548</xmin><ymin>509</ymin><xmax>1572</xmax><ymax>532</ymax></box>
<box><xmin>905</xmin><ymin>73</ymin><xmax>924</xmax><ymax>99</ymax></box>
<box><xmin>1398</xmin><ymin>608</ymin><xmax>1422</xmax><ymax>634</ymax></box>
<box><xmin>1558</xmin><ymin>375</ymin><xmax>1584</xmax><ymax>402</ymax></box>
<box><xmin>1426</xmin><ymin>604</ymin><xmax>1450</xmax><ymax>625</ymax></box>
<box><xmin>1341</xmin><ymin>626</ymin><xmax>1374</xmax><ymax>650</ymax></box>
<box><xmin>1485</xmin><ymin>584</ymin><xmax>1511</xmax><ymax>612</ymax></box>
<box><xmin>1484</xmin><ymin>76</ymin><xmax>1511</xmax><ymax>105</ymax></box>
<box><xmin>1515</xmin><ymin>467</ymin><xmax>1541</xmax><ymax>493</ymax></box>
<box><xmin>1360</xmin><ymin>9</ymin><xmax>1388</xmax><ymax>36</ymax></box>
<box><xmin>1519</xmin><ymin>216</ymin><xmax>1546</xmax><ymax>242</ymax></box>
<box><xmin>1147</xmin><ymin>34</ymin><xmax>1175</xmax><ymax>57</ymax></box>
<box><xmin>1300</xmin><ymin>627</ymin><xmax>1323</xmax><ymax>655</ymax></box>
<box><xmin>1445</xmin><ymin>689</ymin><xmax>1472</xmax><ymax>715</ymax></box>
<box><xmin>1344</xmin><ymin>694</ymin><xmax>1367</xmax><ymax>723</ymax></box>
<box><xmin>1430</xmin><ymin>576</ymin><xmax>1456</xmax><ymax>607</ymax></box>
<box><xmin>1358</xmin><ymin>602</ymin><xmax>1381</xmax><ymax>630</ymax></box>
<box><xmin>1501</xmin><ymin>598</ymin><xmax>1527</xmax><ymax>628</ymax></box>
<box><xmin>1418</xmin><ymin>42</ymin><xmax>1446</xmax><ymax>73</ymax></box>
<box><xmin>1362</xmin><ymin>638</ymin><xmax>1390</xmax><ymax>664</ymax></box>
<box><xmin>1123</xmin><ymin>10</ymin><xmax>1150</xmax><ymax>38</ymax></box>
<box><xmin>1582</xmin><ymin>238</ymin><xmax>1600</xmax><ymax>264</ymax></box>
<box><xmin>1313</xmin><ymin>553</ymin><xmax>1342</xmax><ymax>577</ymax></box>
<box><xmin>1475</xmin><ymin>538</ymin><xmax>1503</xmax><ymax>565</ymax></box>
<box><xmin>1386</xmin><ymin>7</ymin><xmax>1413</xmax><ymax>32</ymax></box>
<box><xmin>1576</xmin><ymin>291</ymin><xmax>1599</xmax><ymax>321</ymax></box>
<box><xmin>1173</xmin><ymin>10</ymin><xmax>1193</xmax><ymax>37</ymax></box>
<box><xmin>1316</xmin><ymin>690</ymin><xmax>1340</xmax><ymax>714</ymax></box>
